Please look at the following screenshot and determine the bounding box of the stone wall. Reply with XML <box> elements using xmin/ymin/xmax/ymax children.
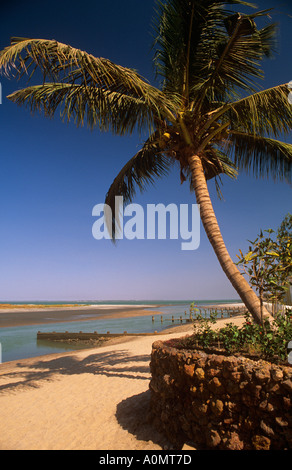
<box><xmin>149</xmin><ymin>340</ymin><xmax>292</xmax><ymax>450</ymax></box>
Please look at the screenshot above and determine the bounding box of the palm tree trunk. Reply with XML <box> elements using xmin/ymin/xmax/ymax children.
<box><xmin>188</xmin><ymin>154</ymin><xmax>273</xmax><ymax>324</ymax></box>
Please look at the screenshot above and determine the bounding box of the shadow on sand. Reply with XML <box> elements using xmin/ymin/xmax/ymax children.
<box><xmin>0</xmin><ymin>349</ymin><xmax>150</xmax><ymax>393</ymax></box>
<box><xmin>115</xmin><ymin>390</ymin><xmax>175</xmax><ymax>450</ymax></box>
<box><xmin>0</xmin><ymin>348</ymin><xmax>176</xmax><ymax>449</ymax></box>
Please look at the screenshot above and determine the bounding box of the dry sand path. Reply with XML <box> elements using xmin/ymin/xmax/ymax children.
<box><xmin>0</xmin><ymin>316</ymin><xmax>245</xmax><ymax>450</ymax></box>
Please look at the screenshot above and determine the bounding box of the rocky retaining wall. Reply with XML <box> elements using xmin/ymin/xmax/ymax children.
<box><xmin>149</xmin><ymin>340</ymin><xmax>292</xmax><ymax>450</ymax></box>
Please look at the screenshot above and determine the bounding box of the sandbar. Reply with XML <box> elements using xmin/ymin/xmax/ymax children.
<box><xmin>0</xmin><ymin>302</ymin><xmax>244</xmax><ymax>328</ymax></box>
<box><xmin>0</xmin><ymin>304</ymin><xmax>163</xmax><ymax>328</ymax></box>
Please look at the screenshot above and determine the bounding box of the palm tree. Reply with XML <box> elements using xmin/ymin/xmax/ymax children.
<box><xmin>1</xmin><ymin>0</ymin><xmax>292</xmax><ymax>324</ymax></box>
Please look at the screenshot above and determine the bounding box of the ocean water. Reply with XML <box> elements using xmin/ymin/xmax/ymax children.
<box><xmin>0</xmin><ymin>300</ymin><xmax>240</xmax><ymax>363</ymax></box>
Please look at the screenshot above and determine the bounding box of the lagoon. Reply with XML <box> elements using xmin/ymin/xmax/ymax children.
<box><xmin>0</xmin><ymin>300</ymin><xmax>240</xmax><ymax>363</ymax></box>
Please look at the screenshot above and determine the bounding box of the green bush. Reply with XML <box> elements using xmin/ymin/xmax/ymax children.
<box><xmin>172</xmin><ymin>309</ymin><xmax>292</xmax><ymax>364</ymax></box>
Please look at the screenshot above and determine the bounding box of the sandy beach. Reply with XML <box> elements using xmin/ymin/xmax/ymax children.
<box><xmin>0</xmin><ymin>314</ymin><xmax>246</xmax><ymax>450</ymax></box>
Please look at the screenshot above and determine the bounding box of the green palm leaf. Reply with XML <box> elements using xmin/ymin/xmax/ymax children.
<box><xmin>7</xmin><ymin>82</ymin><xmax>159</xmax><ymax>134</ymax></box>
<box><xmin>105</xmin><ymin>136</ymin><xmax>173</xmax><ymax>238</ymax></box>
<box><xmin>229</xmin><ymin>131</ymin><xmax>292</xmax><ymax>183</ymax></box>
<box><xmin>152</xmin><ymin>0</ymin><xmax>227</xmax><ymax>100</ymax></box>
<box><xmin>194</xmin><ymin>11</ymin><xmax>277</xmax><ymax>109</ymax></box>
<box><xmin>202</xmin><ymin>148</ymin><xmax>238</xmax><ymax>181</ymax></box>
<box><xmin>0</xmin><ymin>37</ymin><xmax>177</xmax><ymax>130</ymax></box>
<box><xmin>224</xmin><ymin>84</ymin><xmax>292</xmax><ymax>137</ymax></box>
<box><xmin>152</xmin><ymin>1</ymin><xmax>275</xmax><ymax>109</ymax></box>
<box><xmin>186</xmin><ymin>147</ymin><xmax>238</xmax><ymax>198</ymax></box>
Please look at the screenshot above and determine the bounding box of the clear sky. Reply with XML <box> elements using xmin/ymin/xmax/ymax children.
<box><xmin>0</xmin><ymin>0</ymin><xmax>291</xmax><ymax>302</ymax></box>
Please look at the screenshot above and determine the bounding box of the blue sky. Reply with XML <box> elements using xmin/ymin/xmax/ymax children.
<box><xmin>0</xmin><ymin>0</ymin><xmax>291</xmax><ymax>302</ymax></box>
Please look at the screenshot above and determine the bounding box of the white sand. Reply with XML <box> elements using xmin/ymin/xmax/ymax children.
<box><xmin>0</xmin><ymin>315</ymin><xmax>245</xmax><ymax>450</ymax></box>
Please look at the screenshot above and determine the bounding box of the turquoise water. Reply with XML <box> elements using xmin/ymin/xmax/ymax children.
<box><xmin>0</xmin><ymin>300</ymin><xmax>240</xmax><ymax>363</ymax></box>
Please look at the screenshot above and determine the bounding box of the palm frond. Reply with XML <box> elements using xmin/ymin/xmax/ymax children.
<box><xmin>202</xmin><ymin>147</ymin><xmax>238</xmax><ymax>181</ymax></box>
<box><xmin>223</xmin><ymin>84</ymin><xmax>292</xmax><ymax>138</ymax></box>
<box><xmin>184</xmin><ymin>146</ymin><xmax>238</xmax><ymax>198</ymax></box>
<box><xmin>152</xmin><ymin>0</ymin><xmax>272</xmax><ymax>108</ymax></box>
<box><xmin>228</xmin><ymin>131</ymin><xmax>292</xmax><ymax>183</ymax></box>
<box><xmin>152</xmin><ymin>0</ymin><xmax>227</xmax><ymax>99</ymax></box>
<box><xmin>7</xmin><ymin>82</ymin><xmax>160</xmax><ymax>134</ymax></box>
<box><xmin>202</xmin><ymin>147</ymin><xmax>238</xmax><ymax>199</ymax></box>
<box><xmin>194</xmin><ymin>12</ymin><xmax>277</xmax><ymax>108</ymax></box>
<box><xmin>105</xmin><ymin>137</ymin><xmax>173</xmax><ymax>238</ymax></box>
<box><xmin>0</xmin><ymin>37</ymin><xmax>177</xmax><ymax>130</ymax></box>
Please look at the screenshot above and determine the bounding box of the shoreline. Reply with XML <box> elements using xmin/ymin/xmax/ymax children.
<box><xmin>0</xmin><ymin>302</ymin><xmax>244</xmax><ymax>328</ymax></box>
<box><xmin>0</xmin><ymin>308</ymin><xmax>246</xmax><ymax>367</ymax></box>
<box><xmin>0</xmin><ymin>306</ymin><xmax>163</xmax><ymax>328</ymax></box>
<box><xmin>0</xmin><ymin>313</ymin><xmax>245</xmax><ymax>371</ymax></box>
<box><xmin>0</xmin><ymin>303</ymin><xmax>160</xmax><ymax>311</ymax></box>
